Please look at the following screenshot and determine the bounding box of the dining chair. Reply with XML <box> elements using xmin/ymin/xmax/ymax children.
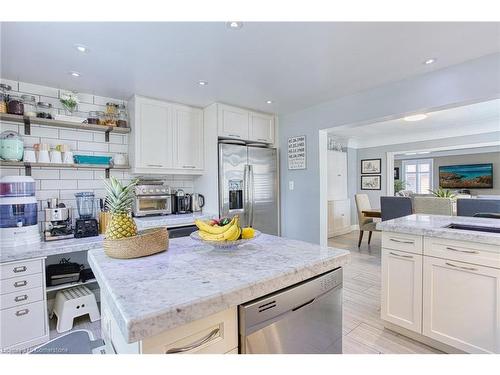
<box><xmin>413</xmin><ymin>196</ymin><xmax>453</xmax><ymax>216</ymax></box>
<box><xmin>380</xmin><ymin>196</ymin><xmax>413</xmax><ymax>221</ymax></box>
<box><xmin>456</xmin><ymin>198</ymin><xmax>500</xmax><ymax>217</ymax></box>
<box><xmin>354</xmin><ymin>194</ymin><xmax>379</xmax><ymax>247</ymax></box>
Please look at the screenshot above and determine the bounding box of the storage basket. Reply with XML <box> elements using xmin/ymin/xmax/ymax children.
<box><xmin>103</xmin><ymin>227</ymin><xmax>168</xmax><ymax>259</ymax></box>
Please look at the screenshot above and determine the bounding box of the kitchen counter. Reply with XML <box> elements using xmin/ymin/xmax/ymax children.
<box><xmin>376</xmin><ymin>214</ymin><xmax>500</xmax><ymax>247</ymax></box>
<box><xmin>0</xmin><ymin>213</ymin><xmax>214</xmax><ymax>263</ymax></box>
<box><xmin>88</xmin><ymin>234</ymin><xmax>350</xmax><ymax>343</ymax></box>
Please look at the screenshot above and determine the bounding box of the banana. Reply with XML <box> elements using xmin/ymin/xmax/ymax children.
<box><xmin>195</xmin><ymin>216</ymin><xmax>237</xmax><ymax>235</ymax></box>
<box><xmin>198</xmin><ymin>216</ymin><xmax>240</xmax><ymax>242</ymax></box>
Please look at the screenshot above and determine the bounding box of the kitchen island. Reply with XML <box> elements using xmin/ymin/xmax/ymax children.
<box><xmin>88</xmin><ymin>234</ymin><xmax>350</xmax><ymax>354</ymax></box>
<box><xmin>377</xmin><ymin>214</ymin><xmax>500</xmax><ymax>354</ymax></box>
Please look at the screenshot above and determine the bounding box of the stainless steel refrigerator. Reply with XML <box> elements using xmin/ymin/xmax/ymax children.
<box><xmin>219</xmin><ymin>143</ymin><xmax>279</xmax><ymax>235</ymax></box>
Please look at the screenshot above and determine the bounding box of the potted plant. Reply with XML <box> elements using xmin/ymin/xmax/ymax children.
<box><xmin>60</xmin><ymin>92</ymin><xmax>79</xmax><ymax>115</ymax></box>
<box><xmin>394</xmin><ymin>180</ymin><xmax>406</xmax><ymax>195</ymax></box>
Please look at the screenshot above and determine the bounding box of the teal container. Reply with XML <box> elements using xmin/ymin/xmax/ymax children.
<box><xmin>0</xmin><ymin>131</ymin><xmax>24</xmax><ymax>161</ymax></box>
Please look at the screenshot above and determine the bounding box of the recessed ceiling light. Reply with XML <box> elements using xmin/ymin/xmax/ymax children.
<box><xmin>423</xmin><ymin>58</ymin><xmax>436</xmax><ymax>65</ymax></box>
<box><xmin>403</xmin><ymin>114</ymin><xmax>428</xmax><ymax>122</ymax></box>
<box><xmin>198</xmin><ymin>80</ymin><xmax>208</xmax><ymax>86</ymax></box>
<box><xmin>74</xmin><ymin>44</ymin><xmax>89</xmax><ymax>53</ymax></box>
<box><xmin>266</xmin><ymin>100</ymin><xmax>273</xmax><ymax>104</ymax></box>
<box><xmin>226</xmin><ymin>22</ymin><xmax>243</xmax><ymax>30</ymax></box>
<box><xmin>69</xmin><ymin>71</ymin><xmax>81</xmax><ymax>77</ymax></box>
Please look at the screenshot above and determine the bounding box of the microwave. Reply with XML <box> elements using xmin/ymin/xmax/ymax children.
<box><xmin>132</xmin><ymin>184</ymin><xmax>172</xmax><ymax>217</ymax></box>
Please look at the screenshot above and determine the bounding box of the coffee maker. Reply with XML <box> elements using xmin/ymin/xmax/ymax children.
<box><xmin>74</xmin><ymin>192</ymin><xmax>99</xmax><ymax>238</ymax></box>
<box><xmin>43</xmin><ymin>198</ymin><xmax>74</xmax><ymax>241</ymax></box>
<box><xmin>174</xmin><ymin>189</ymin><xmax>191</xmax><ymax>214</ymax></box>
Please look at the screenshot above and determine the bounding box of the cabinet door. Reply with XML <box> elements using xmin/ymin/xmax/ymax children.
<box><xmin>327</xmin><ymin>201</ymin><xmax>335</xmax><ymax>237</ymax></box>
<box><xmin>173</xmin><ymin>106</ymin><xmax>204</xmax><ymax>171</ymax></box>
<box><xmin>137</xmin><ymin>99</ymin><xmax>173</xmax><ymax>169</ymax></box>
<box><xmin>327</xmin><ymin>151</ymin><xmax>347</xmax><ymax>200</ymax></box>
<box><xmin>381</xmin><ymin>248</ymin><xmax>423</xmax><ymax>333</ymax></box>
<box><xmin>249</xmin><ymin>112</ymin><xmax>274</xmax><ymax>143</ymax></box>
<box><xmin>423</xmin><ymin>256</ymin><xmax>500</xmax><ymax>353</ymax></box>
<box><xmin>332</xmin><ymin>199</ymin><xmax>350</xmax><ymax>232</ymax></box>
<box><xmin>218</xmin><ymin>105</ymin><xmax>249</xmax><ymax>140</ymax></box>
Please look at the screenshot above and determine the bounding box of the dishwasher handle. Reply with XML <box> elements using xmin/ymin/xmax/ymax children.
<box><xmin>292</xmin><ymin>298</ymin><xmax>316</xmax><ymax>312</ymax></box>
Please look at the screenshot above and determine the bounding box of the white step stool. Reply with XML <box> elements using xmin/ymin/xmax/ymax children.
<box><xmin>51</xmin><ymin>285</ymin><xmax>100</xmax><ymax>333</ymax></box>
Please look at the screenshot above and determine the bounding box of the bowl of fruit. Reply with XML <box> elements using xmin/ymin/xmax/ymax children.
<box><xmin>190</xmin><ymin>215</ymin><xmax>260</xmax><ymax>249</ymax></box>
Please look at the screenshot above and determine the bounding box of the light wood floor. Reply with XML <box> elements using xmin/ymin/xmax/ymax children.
<box><xmin>330</xmin><ymin>230</ymin><xmax>442</xmax><ymax>354</ymax></box>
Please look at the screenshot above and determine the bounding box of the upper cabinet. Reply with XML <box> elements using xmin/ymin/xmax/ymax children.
<box><xmin>217</xmin><ymin>104</ymin><xmax>275</xmax><ymax>144</ymax></box>
<box><xmin>129</xmin><ymin>96</ymin><xmax>204</xmax><ymax>174</ymax></box>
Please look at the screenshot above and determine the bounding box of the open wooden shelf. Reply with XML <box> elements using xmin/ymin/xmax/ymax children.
<box><xmin>0</xmin><ymin>113</ymin><xmax>130</xmax><ymax>136</ymax></box>
<box><xmin>0</xmin><ymin>160</ymin><xmax>130</xmax><ymax>177</ymax></box>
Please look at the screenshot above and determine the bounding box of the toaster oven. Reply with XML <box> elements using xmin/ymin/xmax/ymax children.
<box><xmin>132</xmin><ymin>183</ymin><xmax>172</xmax><ymax>217</ymax></box>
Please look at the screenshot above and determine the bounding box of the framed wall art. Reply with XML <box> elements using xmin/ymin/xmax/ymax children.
<box><xmin>361</xmin><ymin>158</ymin><xmax>381</xmax><ymax>174</ymax></box>
<box><xmin>361</xmin><ymin>175</ymin><xmax>381</xmax><ymax>190</ymax></box>
<box><xmin>288</xmin><ymin>135</ymin><xmax>306</xmax><ymax>170</ymax></box>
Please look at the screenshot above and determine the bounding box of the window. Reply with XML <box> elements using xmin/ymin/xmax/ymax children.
<box><xmin>402</xmin><ymin>159</ymin><xmax>433</xmax><ymax>194</ymax></box>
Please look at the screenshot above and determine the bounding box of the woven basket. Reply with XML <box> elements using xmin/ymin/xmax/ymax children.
<box><xmin>103</xmin><ymin>227</ymin><xmax>169</xmax><ymax>259</ymax></box>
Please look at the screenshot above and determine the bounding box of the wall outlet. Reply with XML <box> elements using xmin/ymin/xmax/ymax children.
<box><xmin>289</xmin><ymin>180</ymin><xmax>294</xmax><ymax>191</ymax></box>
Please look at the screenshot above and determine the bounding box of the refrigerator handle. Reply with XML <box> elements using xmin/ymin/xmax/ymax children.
<box><xmin>249</xmin><ymin>165</ymin><xmax>255</xmax><ymax>227</ymax></box>
<box><xmin>243</xmin><ymin>164</ymin><xmax>250</xmax><ymax>225</ymax></box>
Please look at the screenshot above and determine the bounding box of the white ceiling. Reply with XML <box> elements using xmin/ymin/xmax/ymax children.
<box><xmin>1</xmin><ymin>22</ymin><xmax>500</xmax><ymax>114</ymax></box>
<box><xmin>327</xmin><ymin>99</ymin><xmax>500</xmax><ymax>148</ymax></box>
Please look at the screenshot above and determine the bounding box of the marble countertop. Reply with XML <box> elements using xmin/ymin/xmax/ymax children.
<box><xmin>1</xmin><ymin>213</ymin><xmax>214</xmax><ymax>263</ymax></box>
<box><xmin>88</xmin><ymin>234</ymin><xmax>350</xmax><ymax>343</ymax></box>
<box><xmin>377</xmin><ymin>214</ymin><xmax>500</xmax><ymax>246</ymax></box>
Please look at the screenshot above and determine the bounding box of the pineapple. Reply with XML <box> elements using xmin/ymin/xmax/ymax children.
<box><xmin>103</xmin><ymin>177</ymin><xmax>138</xmax><ymax>240</ymax></box>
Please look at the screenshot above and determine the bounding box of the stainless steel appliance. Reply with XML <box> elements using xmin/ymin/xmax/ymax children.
<box><xmin>74</xmin><ymin>192</ymin><xmax>99</xmax><ymax>238</ymax></box>
<box><xmin>133</xmin><ymin>182</ymin><xmax>172</xmax><ymax>217</ymax></box>
<box><xmin>43</xmin><ymin>198</ymin><xmax>74</xmax><ymax>241</ymax></box>
<box><xmin>219</xmin><ymin>143</ymin><xmax>278</xmax><ymax>234</ymax></box>
<box><xmin>174</xmin><ymin>189</ymin><xmax>190</xmax><ymax>214</ymax></box>
<box><xmin>239</xmin><ymin>268</ymin><xmax>343</xmax><ymax>354</ymax></box>
<box><xmin>190</xmin><ymin>193</ymin><xmax>205</xmax><ymax>212</ymax></box>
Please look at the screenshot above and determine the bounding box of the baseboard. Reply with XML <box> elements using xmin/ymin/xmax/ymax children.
<box><xmin>350</xmin><ymin>224</ymin><xmax>359</xmax><ymax>231</ymax></box>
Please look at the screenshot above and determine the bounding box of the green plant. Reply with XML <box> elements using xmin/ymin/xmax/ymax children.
<box><xmin>429</xmin><ymin>188</ymin><xmax>456</xmax><ymax>199</ymax></box>
<box><xmin>60</xmin><ymin>92</ymin><xmax>79</xmax><ymax>113</ymax></box>
<box><xmin>394</xmin><ymin>179</ymin><xmax>406</xmax><ymax>193</ymax></box>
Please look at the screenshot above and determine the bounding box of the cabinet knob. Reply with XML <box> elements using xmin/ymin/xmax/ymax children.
<box><xmin>228</xmin><ymin>134</ymin><xmax>241</xmax><ymax>138</ymax></box>
<box><xmin>147</xmin><ymin>164</ymin><xmax>164</xmax><ymax>167</ymax></box>
<box><xmin>13</xmin><ymin>266</ymin><xmax>27</xmax><ymax>273</ymax></box>
<box><xmin>182</xmin><ymin>165</ymin><xmax>196</xmax><ymax>169</ymax></box>
<box><xmin>15</xmin><ymin>309</ymin><xmax>29</xmax><ymax>317</ymax></box>
<box><xmin>14</xmin><ymin>280</ymin><xmax>27</xmax><ymax>288</ymax></box>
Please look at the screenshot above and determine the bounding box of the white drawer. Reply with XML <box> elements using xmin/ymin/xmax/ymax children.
<box><xmin>0</xmin><ymin>300</ymin><xmax>47</xmax><ymax>348</ymax></box>
<box><xmin>0</xmin><ymin>273</ymin><xmax>43</xmax><ymax>295</ymax></box>
<box><xmin>142</xmin><ymin>307</ymin><xmax>238</xmax><ymax>354</ymax></box>
<box><xmin>1</xmin><ymin>287</ymin><xmax>44</xmax><ymax>310</ymax></box>
<box><xmin>382</xmin><ymin>232</ymin><xmax>423</xmax><ymax>255</ymax></box>
<box><xmin>0</xmin><ymin>259</ymin><xmax>43</xmax><ymax>280</ymax></box>
<box><xmin>424</xmin><ymin>237</ymin><xmax>500</xmax><ymax>269</ymax></box>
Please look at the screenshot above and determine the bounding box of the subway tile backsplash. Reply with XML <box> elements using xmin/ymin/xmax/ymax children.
<box><xmin>0</xmin><ymin>78</ymin><xmax>195</xmax><ymax>229</ymax></box>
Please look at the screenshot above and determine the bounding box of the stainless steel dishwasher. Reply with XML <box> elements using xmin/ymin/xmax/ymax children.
<box><xmin>239</xmin><ymin>268</ymin><xmax>343</xmax><ymax>354</ymax></box>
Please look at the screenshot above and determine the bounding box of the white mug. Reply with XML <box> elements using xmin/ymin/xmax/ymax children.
<box><xmin>63</xmin><ymin>151</ymin><xmax>74</xmax><ymax>164</ymax></box>
<box><xmin>37</xmin><ymin>150</ymin><xmax>50</xmax><ymax>163</ymax></box>
<box><xmin>50</xmin><ymin>150</ymin><xmax>62</xmax><ymax>164</ymax></box>
<box><xmin>113</xmin><ymin>153</ymin><xmax>127</xmax><ymax>165</ymax></box>
<box><xmin>23</xmin><ymin>149</ymin><xmax>36</xmax><ymax>163</ymax></box>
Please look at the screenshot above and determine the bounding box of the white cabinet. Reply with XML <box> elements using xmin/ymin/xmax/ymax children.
<box><xmin>423</xmin><ymin>256</ymin><xmax>500</xmax><ymax>354</ymax></box>
<box><xmin>381</xmin><ymin>248</ymin><xmax>422</xmax><ymax>333</ymax></box>
<box><xmin>0</xmin><ymin>258</ymin><xmax>49</xmax><ymax>352</ymax></box>
<box><xmin>129</xmin><ymin>95</ymin><xmax>204</xmax><ymax>175</ymax></box>
<box><xmin>217</xmin><ymin>104</ymin><xmax>249</xmax><ymax>140</ymax></box>
<box><xmin>249</xmin><ymin>111</ymin><xmax>274</xmax><ymax>144</ymax></box>
<box><xmin>173</xmin><ymin>105</ymin><xmax>204</xmax><ymax>171</ymax></box>
<box><xmin>327</xmin><ymin>151</ymin><xmax>347</xmax><ymax>200</ymax></box>
<box><xmin>217</xmin><ymin>104</ymin><xmax>275</xmax><ymax>144</ymax></box>
<box><xmin>328</xmin><ymin>199</ymin><xmax>351</xmax><ymax>237</ymax></box>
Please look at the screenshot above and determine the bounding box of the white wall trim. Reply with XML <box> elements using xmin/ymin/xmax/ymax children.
<box><xmin>319</xmin><ymin>130</ymin><xmax>328</xmax><ymax>248</ymax></box>
<box><xmin>386</xmin><ymin>151</ymin><xmax>395</xmax><ymax>197</ymax></box>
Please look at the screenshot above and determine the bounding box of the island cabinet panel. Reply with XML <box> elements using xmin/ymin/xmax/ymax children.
<box><xmin>423</xmin><ymin>256</ymin><xmax>500</xmax><ymax>354</ymax></box>
<box><xmin>423</xmin><ymin>237</ymin><xmax>500</xmax><ymax>269</ymax></box>
<box><xmin>381</xmin><ymin>232</ymin><xmax>423</xmax><ymax>255</ymax></box>
<box><xmin>381</xmin><ymin>248</ymin><xmax>422</xmax><ymax>333</ymax></box>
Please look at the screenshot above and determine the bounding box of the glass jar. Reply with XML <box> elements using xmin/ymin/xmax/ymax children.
<box><xmin>36</xmin><ymin>102</ymin><xmax>54</xmax><ymax>119</ymax></box>
<box><xmin>0</xmin><ymin>84</ymin><xmax>12</xmax><ymax>114</ymax></box>
<box><xmin>104</xmin><ymin>102</ymin><xmax>118</xmax><ymax>126</ymax></box>
<box><xmin>116</xmin><ymin>104</ymin><xmax>128</xmax><ymax>128</ymax></box>
<box><xmin>87</xmin><ymin>110</ymin><xmax>103</xmax><ymax>125</ymax></box>
<box><xmin>7</xmin><ymin>95</ymin><xmax>24</xmax><ymax>115</ymax></box>
<box><xmin>22</xmin><ymin>95</ymin><xmax>37</xmax><ymax>117</ymax></box>
<box><xmin>0</xmin><ymin>130</ymin><xmax>24</xmax><ymax>161</ymax></box>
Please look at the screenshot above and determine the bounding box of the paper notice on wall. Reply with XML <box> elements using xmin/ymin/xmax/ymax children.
<box><xmin>288</xmin><ymin>135</ymin><xmax>306</xmax><ymax>170</ymax></box>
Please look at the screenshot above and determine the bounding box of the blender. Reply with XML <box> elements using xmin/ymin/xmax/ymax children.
<box><xmin>74</xmin><ymin>192</ymin><xmax>99</xmax><ymax>238</ymax></box>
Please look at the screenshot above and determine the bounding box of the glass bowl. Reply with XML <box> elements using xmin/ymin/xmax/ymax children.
<box><xmin>190</xmin><ymin>229</ymin><xmax>261</xmax><ymax>249</ymax></box>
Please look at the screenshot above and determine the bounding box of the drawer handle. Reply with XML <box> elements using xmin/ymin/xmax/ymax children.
<box><xmin>389</xmin><ymin>252</ymin><xmax>413</xmax><ymax>259</ymax></box>
<box><xmin>13</xmin><ymin>266</ymin><xmax>27</xmax><ymax>273</ymax></box>
<box><xmin>15</xmin><ymin>309</ymin><xmax>29</xmax><ymax>316</ymax></box>
<box><xmin>257</xmin><ymin>138</ymin><xmax>267</xmax><ymax>142</ymax></box>
<box><xmin>228</xmin><ymin>134</ymin><xmax>241</xmax><ymax>138</ymax></box>
<box><xmin>14</xmin><ymin>280</ymin><xmax>27</xmax><ymax>288</ymax></box>
<box><xmin>147</xmin><ymin>164</ymin><xmax>164</xmax><ymax>167</ymax></box>
<box><xmin>182</xmin><ymin>165</ymin><xmax>196</xmax><ymax>169</ymax></box>
<box><xmin>165</xmin><ymin>327</ymin><xmax>220</xmax><ymax>354</ymax></box>
<box><xmin>14</xmin><ymin>294</ymin><xmax>28</xmax><ymax>302</ymax></box>
<box><xmin>390</xmin><ymin>238</ymin><xmax>414</xmax><ymax>244</ymax></box>
<box><xmin>445</xmin><ymin>247</ymin><xmax>479</xmax><ymax>254</ymax></box>
<box><xmin>445</xmin><ymin>262</ymin><xmax>477</xmax><ymax>272</ymax></box>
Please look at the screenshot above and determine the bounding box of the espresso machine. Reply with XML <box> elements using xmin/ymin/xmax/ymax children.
<box><xmin>43</xmin><ymin>198</ymin><xmax>74</xmax><ymax>241</ymax></box>
<box><xmin>74</xmin><ymin>192</ymin><xmax>99</xmax><ymax>238</ymax></box>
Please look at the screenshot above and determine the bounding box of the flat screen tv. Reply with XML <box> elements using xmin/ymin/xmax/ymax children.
<box><xmin>439</xmin><ymin>163</ymin><xmax>493</xmax><ymax>189</ymax></box>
